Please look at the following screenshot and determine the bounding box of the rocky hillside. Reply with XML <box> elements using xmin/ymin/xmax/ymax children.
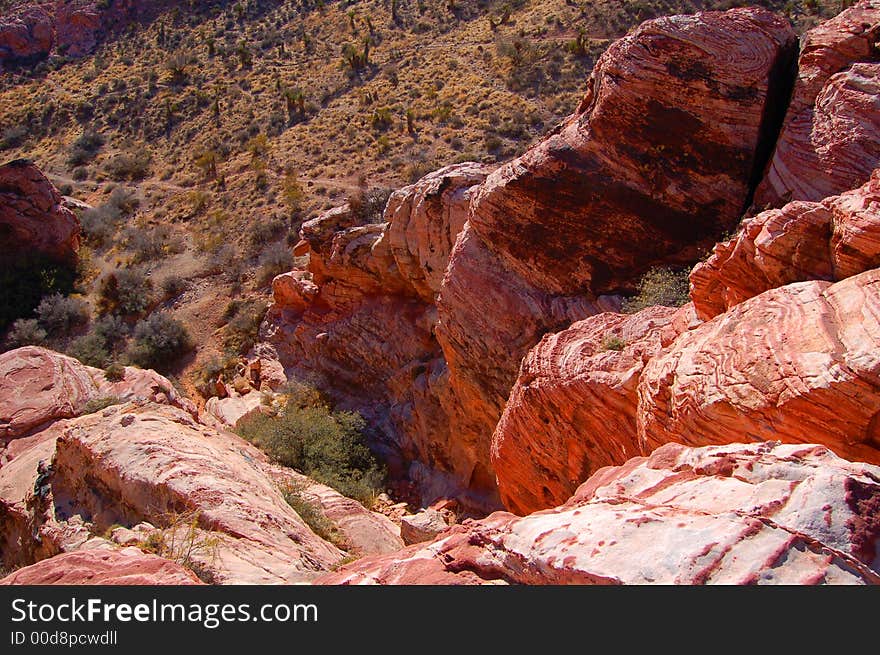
<box><xmin>1</xmin><ymin>1</ymin><xmax>879</xmax><ymax>585</ymax></box>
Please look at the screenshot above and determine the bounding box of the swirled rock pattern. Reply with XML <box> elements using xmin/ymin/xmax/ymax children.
<box><xmin>0</xmin><ymin>346</ymin><xmax>194</xmax><ymax>445</ymax></box>
<box><xmin>755</xmin><ymin>2</ymin><xmax>880</xmax><ymax>207</ymax></box>
<box><xmin>491</xmin><ymin>305</ymin><xmax>696</xmax><ymax>515</ymax></box>
<box><xmin>468</xmin><ymin>7</ymin><xmax>797</xmax><ymax>297</ymax></box>
<box><xmin>317</xmin><ymin>442</ymin><xmax>880</xmax><ymax>585</ymax></box>
<box><xmin>0</xmin><ymin>546</ymin><xmax>203</xmax><ymax>585</ymax></box>
<box><xmin>640</xmin><ymin>270</ymin><xmax>880</xmax><ymax>466</ymax></box>
<box><xmin>691</xmin><ymin>170</ymin><xmax>880</xmax><ymax>320</ymax></box>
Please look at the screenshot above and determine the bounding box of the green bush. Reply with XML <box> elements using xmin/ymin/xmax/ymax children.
<box><xmin>104</xmin><ymin>148</ymin><xmax>152</xmax><ymax>181</ymax></box>
<box><xmin>92</xmin><ymin>314</ymin><xmax>130</xmax><ymax>351</ymax></box>
<box><xmin>67</xmin><ymin>332</ymin><xmax>111</xmax><ymax>367</ymax></box>
<box><xmin>67</xmin><ymin>130</ymin><xmax>105</xmax><ymax>167</ymax></box>
<box><xmin>280</xmin><ymin>481</ymin><xmax>348</xmax><ymax>549</ymax></box>
<box><xmin>223</xmin><ymin>299</ymin><xmax>267</xmax><ymax>355</ymax></box>
<box><xmin>126</xmin><ymin>312</ymin><xmax>192</xmax><ymax>371</ymax></box>
<box><xmin>0</xmin><ymin>254</ymin><xmax>77</xmax><ymax>332</ymax></box>
<box><xmin>622</xmin><ymin>268</ymin><xmax>691</xmax><ymax>313</ymax></box>
<box><xmin>5</xmin><ymin>319</ymin><xmax>48</xmax><ymax>349</ymax></box>
<box><xmin>35</xmin><ymin>293</ymin><xmax>89</xmax><ymax>338</ymax></box>
<box><xmin>97</xmin><ymin>268</ymin><xmax>153</xmax><ymax>316</ymax></box>
<box><xmin>348</xmin><ymin>186</ymin><xmax>392</xmax><ymax>224</ymax></box>
<box><xmin>104</xmin><ymin>362</ymin><xmax>126</xmax><ymax>382</ymax></box>
<box><xmin>236</xmin><ymin>384</ymin><xmax>384</xmax><ymax>506</ymax></box>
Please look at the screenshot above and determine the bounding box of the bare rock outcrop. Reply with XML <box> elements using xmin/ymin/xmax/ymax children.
<box><xmin>0</xmin><ymin>546</ymin><xmax>203</xmax><ymax>585</ymax></box>
<box><xmin>0</xmin><ymin>346</ymin><xmax>194</xmax><ymax>446</ymax></box>
<box><xmin>0</xmin><ymin>159</ymin><xmax>80</xmax><ymax>263</ymax></box>
<box><xmin>491</xmin><ymin>305</ymin><xmax>697</xmax><ymax>515</ymax></box>
<box><xmin>640</xmin><ymin>270</ymin><xmax>880</xmax><ymax>466</ymax></box>
<box><xmin>318</xmin><ymin>442</ymin><xmax>880</xmax><ymax>585</ymax></box>
<box><xmin>755</xmin><ymin>1</ymin><xmax>880</xmax><ymax>207</ymax></box>
<box><xmin>691</xmin><ymin>170</ymin><xmax>880</xmax><ymax>320</ymax></box>
<box><xmin>468</xmin><ymin>7</ymin><xmax>797</xmax><ymax>297</ymax></box>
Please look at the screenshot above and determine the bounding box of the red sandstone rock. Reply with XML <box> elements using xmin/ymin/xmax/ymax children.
<box><xmin>0</xmin><ymin>546</ymin><xmax>203</xmax><ymax>585</ymax></box>
<box><xmin>272</xmin><ymin>270</ymin><xmax>319</xmax><ymax>313</ymax></box>
<box><xmin>0</xmin><ymin>346</ymin><xmax>194</xmax><ymax>443</ymax></box>
<box><xmin>468</xmin><ymin>8</ymin><xmax>797</xmax><ymax>297</ymax></box>
<box><xmin>0</xmin><ymin>159</ymin><xmax>80</xmax><ymax>262</ymax></box>
<box><xmin>640</xmin><ymin>270</ymin><xmax>880</xmax><ymax>466</ymax></box>
<box><xmin>318</xmin><ymin>442</ymin><xmax>880</xmax><ymax>585</ymax></box>
<box><xmin>385</xmin><ymin>162</ymin><xmax>492</xmax><ymax>302</ymax></box>
<box><xmin>0</xmin><ymin>5</ymin><xmax>53</xmax><ymax>64</ymax></box>
<box><xmin>755</xmin><ymin>2</ymin><xmax>880</xmax><ymax>207</ymax></box>
<box><xmin>491</xmin><ymin>305</ymin><xmax>697</xmax><ymax>515</ymax></box>
<box><xmin>691</xmin><ymin>169</ymin><xmax>880</xmax><ymax>321</ymax></box>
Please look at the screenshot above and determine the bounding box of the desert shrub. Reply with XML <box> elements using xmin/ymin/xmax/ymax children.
<box><xmin>67</xmin><ymin>332</ymin><xmax>111</xmax><ymax>367</ymax></box>
<box><xmin>72</xmin><ymin>167</ymin><xmax>89</xmax><ymax>181</ymax></box>
<box><xmin>123</xmin><ymin>224</ymin><xmax>173</xmax><ymax>262</ymax></box>
<box><xmin>92</xmin><ymin>314</ymin><xmax>130</xmax><ymax>352</ymax></box>
<box><xmin>280</xmin><ymin>481</ymin><xmax>348</xmax><ymax>548</ymax></box>
<box><xmin>126</xmin><ymin>312</ymin><xmax>192</xmax><ymax>371</ymax></box>
<box><xmin>223</xmin><ymin>299</ymin><xmax>267</xmax><ymax>355</ymax></box>
<box><xmin>161</xmin><ymin>275</ymin><xmax>187</xmax><ymax>299</ymax></box>
<box><xmin>0</xmin><ymin>125</ymin><xmax>28</xmax><ymax>150</ymax></box>
<box><xmin>601</xmin><ymin>335</ymin><xmax>627</xmax><ymax>352</ymax></box>
<box><xmin>257</xmin><ymin>242</ymin><xmax>293</xmax><ymax>286</ymax></box>
<box><xmin>97</xmin><ymin>268</ymin><xmax>153</xmax><ymax>316</ymax></box>
<box><xmin>348</xmin><ymin>186</ymin><xmax>392</xmax><ymax>224</ymax></box>
<box><xmin>622</xmin><ymin>268</ymin><xmax>691</xmax><ymax>313</ymax></box>
<box><xmin>136</xmin><ymin>510</ymin><xmax>219</xmax><ymax>581</ymax></box>
<box><xmin>248</xmin><ymin>215</ymin><xmax>286</xmax><ymax>250</ymax></box>
<box><xmin>80</xmin><ymin>187</ymin><xmax>139</xmax><ymax>248</ymax></box>
<box><xmin>35</xmin><ymin>293</ymin><xmax>89</xmax><ymax>338</ymax></box>
<box><xmin>236</xmin><ymin>385</ymin><xmax>384</xmax><ymax>505</ymax></box>
<box><xmin>104</xmin><ymin>362</ymin><xmax>126</xmax><ymax>382</ymax></box>
<box><xmin>5</xmin><ymin>319</ymin><xmax>48</xmax><ymax>349</ymax></box>
<box><xmin>81</xmin><ymin>395</ymin><xmax>123</xmax><ymax>415</ymax></box>
<box><xmin>104</xmin><ymin>148</ymin><xmax>152</xmax><ymax>181</ymax></box>
<box><xmin>0</xmin><ymin>254</ymin><xmax>77</xmax><ymax>332</ymax></box>
<box><xmin>67</xmin><ymin>129</ymin><xmax>105</xmax><ymax>166</ymax></box>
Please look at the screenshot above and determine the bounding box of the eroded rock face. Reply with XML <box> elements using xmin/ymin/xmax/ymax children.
<box><xmin>468</xmin><ymin>7</ymin><xmax>797</xmax><ymax>297</ymax></box>
<box><xmin>45</xmin><ymin>403</ymin><xmax>344</xmax><ymax>584</ymax></box>
<box><xmin>640</xmin><ymin>271</ymin><xmax>880</xmax><ymax>466</ymax></box>
<box><xmin>317</xmin><ymin>442</ymin><xmax>880</xmax><ymax>585</ymax></box>
<box><xmin>0</xmin><ymin>546</ymin><xmax>203</xmax><ymax>585</ymax></box>
<box><xmin>0</xmin><ymin>160</ymin><xmax>80</xmax><ymax>263</ymax></box>
<box><xmin>691</xmin><ymin>170</ymin><xmax>880</xmax><ymax>320</ymax></box>
<box><xmin>0</xmin><ymin>5</ymin><xmax>53</xmax><ymax>64</ymax></box>
<box><xmin>385</xmin><ymin>162</ymin><xmax>493</xmax><ymax>303</ymax></box>
<box><xmin>0</xmin><ymin>346</ymin><xmax>195</xmax><ymax>445</ymax></box>
<box><xmin>755</xmin><ymin>1</ymin><xmax>880</xmax><ymax>207</ymax></box>
<box><xmin>491</xmin><ymin>305</ymin><xmax>696</xmax><ymax>515</ymax></box>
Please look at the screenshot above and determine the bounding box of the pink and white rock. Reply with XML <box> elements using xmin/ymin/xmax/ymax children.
<box><xmin>317</xmin><ymin>442</ymin><xmax>880</xmax><ymax>585</ymax></box>
<box><xmin>640</xmin><ymin>270</ymin><xmax>880</xmax><ymax>466</ymax></box>
<box><xmin>0</xmin><ymin>546</ymin><xmax>203</xmax><ymax>585</ymax></box>
<box><xmin>755</xmin><ymin>2</ymin><xmax>880</xmax><ymax>207</ymax></box>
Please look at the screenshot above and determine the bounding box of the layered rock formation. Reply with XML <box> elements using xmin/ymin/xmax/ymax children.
<box><xmin>0</xmin><ymin>345</ymin><xmax>404</xmax><ymax>583</ymax></box>
<box><xmin>640</xmin><ymin>270</ymin><xmax>880</xmax><ymax>466</ymax></box>
<box><xmin>491</xmin><ymin>305</ymin><xmax>697</xmax><ymax>515</ymax></box>
<box><xmin>755</xmin><ymin>1</ymin><xmax>880</xmax><ymax>207</ymax></box>
<box><xmin>691</xmin><ymin>169</ymin><xmax>880</xmax><ymax>319</ymax></box>
<box><xmin>263</xmin><ymin>8</ymin><xmax>799</xmax><ymax>510</ymax></box>
<box><xmin>0</xmin><ymin>346</ymin><xmax>194</xmax><ymax>447</ymax></box>
<box><xmin>0</xmin><ymin>159</ymin><xmax>80</xmax><ymax>263</ymax></box>
<box><xmin>318</xmin><ymin>442</ymin><xmax>880</xmax><ymax>585</ymax></box>
<box><xmin>0</xmin><ymin>546</ymin><xmax>203</xmax><ymax>585</ymax></box>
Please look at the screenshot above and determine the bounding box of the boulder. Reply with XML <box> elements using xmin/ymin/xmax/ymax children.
<box><xmin>400</xmin><ymin>509</ymin><xmax>449</xmax><ymax>545</ymax></box>
<box><xmin>0</xmin><ymin>546</ymin><xmax>203</xmax><ymax>585</ymax></box>
<box><xmin>317</xmin><ymin>442</ymin><xmax>880</xmax><ymax>585</ymax></box>
<box><xmin>0</xmin><ymin>159</ymin><xmax>80</xmax><ymax>263</ymax></box>
<box><xmin>0</xmin><ymin>6</ymin><xmax>53</xmax><ymax>64</ymax></box>
<box><xmin>468</xmin><ymin>7</ymin><xmax>797</xmax><ymax>297</ymax></box>
<box><xmin>491</xmin><ymin>305</ymin><xmax>696</xmax><ymax>515</ymax></box>
<box><xmin>755</xmin><ymin>1</ymin><xmax>880</xmax><ymax>207</ymax></box>
<box><xmin>640</xmin><ymin>270</ymin><xmax>880</xmax><ymax>466</ymax></box>
<box><xmin>0</xmin><ymin>346</ymin><xmax>194</xmax><ymax>444</ymax></box>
